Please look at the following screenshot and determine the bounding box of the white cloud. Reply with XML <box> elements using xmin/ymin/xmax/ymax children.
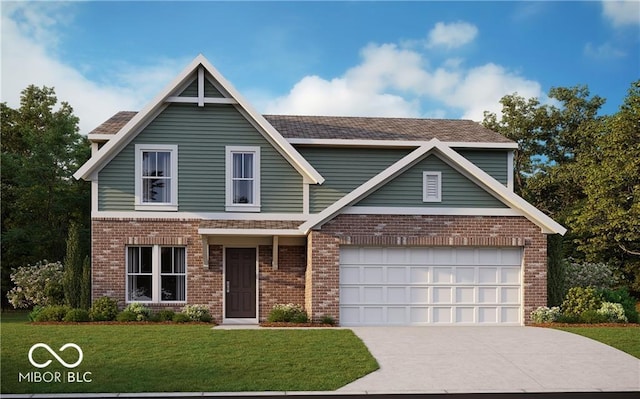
<box><xmin>0</xmin><ymin>3</ymin><xmax>184</xmax><ymax>135</ymax></box>
<box><xmin>602</xmin><ymin>1</ymin><xmax>640</xmax><ymax>27</ymax></box>
<box><xmin>584</xmin><ymin>42</ymin><xmax>626</xmax><ymax>59</ymax></box>
<box><xmin>266</xmin><ymin>40</ymin><xmax>542</xmax><ymax>122</ymax></box>
<box><xmin>426</xmin><ymin>21</ymin><xmax>478</xmax><ymax>49</ymax></box>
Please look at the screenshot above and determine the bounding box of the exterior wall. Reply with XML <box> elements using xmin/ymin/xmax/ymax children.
<box><xmin>457</xmin><ymin>149</ymin><xmax>508</xmax><ymax>185</ymax></box>
<box><xmin>305</xmin><ymin>214</ymin><xmax>547</xmax><ymax>325</ymax></box>
<box><xmin>98</xmin><ymin>103</ymin><xmax>303</xmax><ymax>213</ymax></box>
<box><xmin>296</xmin><ymin>147</ymin><xmax>409</xmax><ymax>213</ymax></box>
<box><xmin>357</xmin><ymin>154</ymin><xmax>506</xmax><ymax>208</ymax></box>
<box><xmin>258</xmin><ymin>245</ymin><xmax>306</xmax><ymax>321</ymax></box>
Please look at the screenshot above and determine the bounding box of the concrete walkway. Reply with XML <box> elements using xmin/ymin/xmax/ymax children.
<box><xmin>339</xmin><ymin>326</ymin><xmax>640</xmax><ymax>393</ymax></box>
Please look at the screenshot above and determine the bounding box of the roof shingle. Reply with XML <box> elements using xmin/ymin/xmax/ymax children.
<box><xmin>88</xmin><ymin>111</ymin><xmax>512</xmax><ymax>144</ymax></box>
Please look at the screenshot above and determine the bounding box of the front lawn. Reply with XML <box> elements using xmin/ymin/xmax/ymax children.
<box><xmin>1</xmin><ymin>312</ymin><xmax>378</xmax><ymax>394</ymax></box>
<box><xmin>553</xmin><ymin>326</ymin><xmax>640</xmax><ymax>359</ymax></box>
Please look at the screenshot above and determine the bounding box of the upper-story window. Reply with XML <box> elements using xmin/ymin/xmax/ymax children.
<box><xmin>423</xmin><ymin>171</ymin><xmax>442</xmax><ymax>202</ymax></box>
<box><xmin>226</xmin><ymin>146</ymin><xmax>260</xmax><ymax>212</ymax></box>
<box><xmin>135</xmin><ymin>144</ymin><xmax>178</xmax><ymax>211</ymax></box>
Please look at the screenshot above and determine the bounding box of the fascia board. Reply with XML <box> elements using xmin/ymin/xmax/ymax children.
<box><xmin>287</xmin><ymin>138</ymin><xmax>518</xmax><ymax>149</ymax></box>
<box><xmin>299</xmin><ymin>140</ymin><xmax>440</xmax><ymax>233</ymax></box>
<box><xmin>431</xmin><ymin>143</ymin><xmax>567</xmax><ymax>235</ymax></box>
<box><xmin>197</xmin><ymin>57</ymin><xmax>324</xmax><ymax>185</ymax></box>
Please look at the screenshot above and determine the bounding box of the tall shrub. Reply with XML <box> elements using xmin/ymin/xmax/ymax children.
<box><xmin>547</xmin><ymin>235</ymin><xmax>565</xmax><ymax>306</ymax></box>
<box><xmin>80</xmin><ymin>256</ymin><xmax>91</xmax><ymax>310</ymax></box>
<box><xmin>6</xmin><ymin>261</ymin><xmax>64</xmax><ymax>308</ymax></box>
<box><xmin>63</xmin><ymin>222</ymin><xmax>83</xmax><ymax>308</ymax></box>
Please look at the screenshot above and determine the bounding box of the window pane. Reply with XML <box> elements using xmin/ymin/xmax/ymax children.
<box><xmin>128</xmin><ymin>275</ymin><xmax>152</xmax><ymax>301</ymax></box>
<box><xmin>243</xmin><ymin>154</ymin><xmax>253</xmax><ymax>178</ymax></box>
<box><xmin>128</xmin><ymin>247</ymin><xmax>139</xmax><ymax>273</ymax></box>
<box><xmin>142</xmin><ymin>151</ymin><xmax>156</xmax><ymax>177</ymax></box>
<box><xmin>156</xmin><ymin>152</ymin><xmax>171</xmax><ymax>177</ymax></box>
<box><xmin>233</xmin><ymin>180</ymin><xmax>253</xmax><ymax>204</ymax></box>
<box><xmin>233</xmin><ymin>153</ymin><xmax>243</xmax><ymax>178</ymax></box>
<box><xmin>161</xmin><ymin>276</ymin><xmax>185</xmax><ymax>301</ymax></box>
<box><xmin>140</xmin><ymin>247</ymin><xmax>153</xmax><ymax>273</ymax></box>
<box><xmin>143</xmin><ymin>178</ymin><xmax>170</xmax><ymax>203</ymax></box>
<box><xmin>174</xmin><ymin>248</ymin><xmax>186</xmax><ymax>273</ymax></box>
<box><xmin>161</xmin><ymin>247</ymin><xmax>172</xmax><ymax>273</ymax></box>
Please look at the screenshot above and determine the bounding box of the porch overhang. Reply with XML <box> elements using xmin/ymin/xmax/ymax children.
<box><xmin>198</xmin><ymin>220</ymin><xmax>306</xmax><ymax>237</ymax></box>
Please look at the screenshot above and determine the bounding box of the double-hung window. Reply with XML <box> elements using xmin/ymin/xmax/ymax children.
<box><xmin>423</xmin><ymin>171</ymin><xmax>442</xmax><ymax>202</ymax></box>
<box><xmin>127</xmin><ymin>246</ymin><xmax>186</xmax><ymax>303</ymax></box>
<box><xmin>135</xmin><ymin>144</ymin><xmax>178</xmax><ymax>211</ymax></box>
<box><xmin>225</xmin><ymin>146</ymin><xmax>260</xmax><ymax>212</ymax></box>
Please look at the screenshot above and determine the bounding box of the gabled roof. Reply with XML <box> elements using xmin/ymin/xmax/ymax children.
<box><xmin>299</xmin><ymin>139</ymin><xmax>566</xmax><ymax>235</ymax></box>
<box><xmin>73</xmin><ymin>55</ymin><xmax>324</xmax><ymax>184</ymax></box>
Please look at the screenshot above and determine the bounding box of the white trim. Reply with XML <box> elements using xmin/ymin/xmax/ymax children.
<box><xmin>91</xmin><ymin>211</ymin><xmax>308</xmax><ymax>220</ymax></box>
<box><xmin>343</xmin><ymin>206</ymin><xmax>521</xmax><ymax>216</ymax></box>
<box><xmin>422</xmin><ymin>171</ymin><xmax>442</xmax><ymax>202</ymax></box>
<box><xmin>198</xmin><ymin>228</ymin><xmax>304</xmax><ymax>236</ymax></box>
<box><xmin>302</xmin><ymin>183</ymin><xmax>310</xmax><ymax>215</ymax></box>
<box><xmin>134</xmin><ymin>144</ymin><xmax>178</xmax><ymax>210</ymax></box>
<box><xmin>88</xmin><ymin>134</ymin><xmax>115</xmax><ymax>142</ymax></box>
<box><xmin>287</xmin><ymin>138</ymin><xmax>518</xmax><ymax>149</ymax></box>
<box><xmin>165</xmin><ymin>96</ymin><xmax>238</xmax><ymax>104</ymax></box>
<box><xmin>272</xmin><ymin>236</ymin><xmax>279</xmax><ymax>270</ymax></box>
<box><xmin>222</xmin><ymin>246</ymin><xmax>259</xmax><ymax>325</ymax></box>
<box><xmin>74</xmin><ymin>54</ymin><xmax>324</xmax><ymax>185</ymax></box>
<box><xmin>91</xmin><ymin>179</ymin><xmax>99</xmax><ymax>212</ymax></box>
<box><xmin>300</xmin><ymin>139</ymin><xmax>566</xmax><ymax>235</ymax></box>
<box><xmin>225</xmin><ymin>146</ymin><xmax>261</xmax><ymax>212</ymax></box>
<box><xmin>197</xmin><ymin>66</ymin><xmax>204</xmax><ymax>107</ymax></box>
<box><xmin>507</xmin><ymin>150</ymin><xmax>515</xmax><ymax>191</ymax></box>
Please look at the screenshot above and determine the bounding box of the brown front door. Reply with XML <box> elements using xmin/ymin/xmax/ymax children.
<box><xmin>225</xmin><ymin>248</ymin><xmax>257</xmax><ymax>319</ymax></box>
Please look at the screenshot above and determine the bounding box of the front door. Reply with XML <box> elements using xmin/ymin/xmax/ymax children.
<box><xmin>225</xmin><ymin>248</ymin><xmax>257</xmax><ymax>319</ymax></box>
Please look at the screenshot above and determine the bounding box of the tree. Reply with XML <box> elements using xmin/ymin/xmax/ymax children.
<box><xmin>64</xmin><ymin>222</ymin><xmax>84</xmax><ymax>308</ymax></box>
<box><xmin>1</xmin><ymin>86</ymin><xmax>91</xmax><ymax>307</ymax></box>
<box><xmin>570</xmin><ymin>81</ymin><xmax>640</xmax><ymax>291</ymax></box>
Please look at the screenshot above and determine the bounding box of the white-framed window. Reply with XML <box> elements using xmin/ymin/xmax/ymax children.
<box><xmin>423</xmin><ymin>171</ymin><xmax>442</xmax><ymax>202</ymax></box>
<box><xmin>127</xmin><ymin>246</ymin><xmax>186</xmax><ymax>303</ymax></box>
<box><xmin>134</xmin><ymin>144</ymin><xmax>178</xmax><ymax>211</ymax></box>
<box><xmin>225</xmin><ymin>146</ymin><xmax>260</xmax><ymax>212</ymax></box>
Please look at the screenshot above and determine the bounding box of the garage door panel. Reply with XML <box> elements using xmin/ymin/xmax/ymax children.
<box><xmin>340</xmin><ymin>247</ymin><xmax>522</xmax><ymax>326</ymax></box>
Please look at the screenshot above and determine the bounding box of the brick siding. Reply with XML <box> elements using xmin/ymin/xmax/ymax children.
<box><xmin>305</xmin><ymin>214</ymin><xmax>548</xmax><ymax>325</ymax></box>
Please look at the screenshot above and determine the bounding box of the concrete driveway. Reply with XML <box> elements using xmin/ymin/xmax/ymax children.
<box><xmin>339</xmin><ymin>327</ymin><xmax>640</xmax><ymax>393</ymax></box>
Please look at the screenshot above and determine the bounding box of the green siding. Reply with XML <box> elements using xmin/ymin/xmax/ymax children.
<box><xmin>177</xmin><ymin>78</ymin><xmax>224</xmax><ymax>98</ymax></box>
<box><xmin>357</xmin><ymin>154</ymin><xmax>507</xmax><ymax>208</ymax></box>
<box><xmin>457</xmin><ymin>149</ymin><xmax>508</xmax><ymax>185</ymax></box>
<box><xmin>178</xmin><ymin>79</ymin><xmax>198</xmax><ymax>97</ymax></box>
<box><xmin>99</xmin><ymin>104</ymin><xmax>302</xmax><ymax>212</ymax></box>
<box><xmin>297</xmin><ymin>147</ymin><xmax>409</xmax><ymax>213</ymax></box>
<box><xmin>204</xmin><ymin>79</ymin><xmax>224</xmax><ymax>98</ymax></box>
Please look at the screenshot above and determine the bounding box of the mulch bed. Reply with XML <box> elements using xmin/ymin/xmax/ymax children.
<box><xmin>533</xmin><ymin>323</ymin><xmax>639</xmax><ymax>328</ymax></box>
<box><xmin>259</xmin><ymin>322</ymin><xmax>335</xmax><ymax>328</ymax></box>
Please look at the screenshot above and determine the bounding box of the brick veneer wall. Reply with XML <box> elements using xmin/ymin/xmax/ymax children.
<box><xmin>306</xmin><ymin>214</ymin><xmax>548</xmax><ymax>325</ymax></box>
<box><xmin>258</xmin><ymin>245</ymin><xmax>306</xmax><ymax>321</ymax></box>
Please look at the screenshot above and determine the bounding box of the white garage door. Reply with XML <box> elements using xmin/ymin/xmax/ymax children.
<box><xmin>340</xmin><ymin>247</ymin><xmax>523</xmax><ymax>326</ymax></box>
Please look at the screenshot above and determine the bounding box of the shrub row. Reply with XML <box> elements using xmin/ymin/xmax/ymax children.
<box><xmin>532</xmin><ymin>286</ymin><xmax>638</xmax><ymax>324</ymax></box>
<box><xmin>30</xmin><ymin>297</ymin><xmax>213</xmax><ymax>323</ymax></box>
<box><xmin>265</xmin><ymin>303</ymin><xmax>336</xmax><ymax>325</ymax></box>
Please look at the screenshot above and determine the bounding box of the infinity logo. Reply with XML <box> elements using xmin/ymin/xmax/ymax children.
<box><xmin>28</xmin><ymin>343</ymin><xmax>83</xmax><ymax>369</ymax></box>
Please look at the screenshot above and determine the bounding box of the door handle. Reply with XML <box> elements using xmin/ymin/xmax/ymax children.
<box><xmin>226</xmin><ymin>281</ymin><xmax>230</xmax><ymax>293</ymax></box>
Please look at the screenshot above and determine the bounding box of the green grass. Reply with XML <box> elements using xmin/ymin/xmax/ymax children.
<box><xmin>1</xmin><ymin>312</ymin><xmax>378</xmax><ymax>394</ymax></box>
<box><xmin>554</xmin><ymin>326</ymin><xmax>640</xmax><ymax>358</ymax></box>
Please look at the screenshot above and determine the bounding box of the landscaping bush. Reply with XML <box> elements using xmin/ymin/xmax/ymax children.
<box><xmin>172</xmin><ymin>313</ymin><xmax>191</xmax><ymax>323</ymax></box>
<box><xmin>555</xmin><ymin>313</ymin><xmax>580</xmax><ymax>323</ymax></box>
<box><xmin>530</xmin><ymin>306</ymin><xmax>561</xmax><ymax>323</ymax></box>
<box><xmin>116</xmin><ymin>311</ymin><xmax>138</xmax><ymax>322</ymax></box>
<box><xmin>7</xmin><ymin>261</ymin><xmax>65</xmax><ymax>308</ymax></box>
<box><xmin>600</xmin><ymin>288</ymin><xmax>638</xmax><ymax>323</ymax></box>
<box><xmin>34</xmin><ymin>305</ymin><xmax>70</xmax><ymax>322</ymax></box>
<box><xmin>561</xmin><ymin>287</ymin><xmax>603</xmax><ymax>317</ymax></box>
<box><xmin>181</xmin><ymin>304</ymin><xmax>212</xmax><ymax>322</ymax></box>
<box><xmin>155</xmin><ymin>309</ymin><xmax>175</xmax><ymax>322</ymax></box>
<box><xmin>63</xmin><ymin>308</ymin><xmax>90</xmax><ymax>322</ymax></box>
<box><xmin>320</xmin><ymin>315</ymin><xmax>336</xmax><ymax>325</ymax></box>
<box><xmin>267</xmin><ymin>303</ymin><xmax>308</xmax><ymax>323</ymax></box>
<box><xmin>28</xmin><ymin>305</ymin><xmax>44</xmax><ymax>322</ymax></box>
<box><xmin>579</xmin><ymin>309</ymin><xmax>609</xmax><ymax>324</ymax></box>
<box><xmin>564</xmin><ymin>261</ymin><xmax>619</xmax><ymax>290</ymax></box>
<box><xmin>89</xmin><ymin>296</ymin><xmax>119</xmax><ymax>321</ymax></box>
<box><xmin>123</xmin><ymin>302</ymin><xmax>152</xmax><ymax>321</ymax></box>
<box><xmin>597</xmin><ymin>302</ymin><xmax>628</xmax><ymax>323</ymax></box>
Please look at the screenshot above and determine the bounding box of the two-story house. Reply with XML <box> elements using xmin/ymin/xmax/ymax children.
<box><xmin>74</xmin><ymin>55</ymin><xmax>565</xmax><ymax>326</ymax></box>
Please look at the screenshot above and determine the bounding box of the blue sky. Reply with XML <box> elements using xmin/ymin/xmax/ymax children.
<box><xmin>2</xmin><ymin>1</ymin><xmax>639</xmax><ymax>135</ymax></box>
